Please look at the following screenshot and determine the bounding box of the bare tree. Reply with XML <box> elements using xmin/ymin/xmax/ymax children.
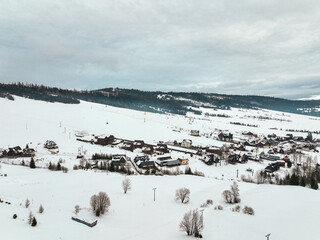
<box><xmin>28</xmin><ymin>211</ymin><xmax>34</xmax><ymax>225</ymax></box>
<box><xmin>90</xmin><ymin>192</ymin><xmax>111</xmax><ymax>216</ymax></box>
<box><xmin>230</xmin><ymin>181</ymin><xmax>241</xmax><ymax>203</ymax></box>
<box><xmin>25</xmin><ymin>198</ymin><xmax>30</xmax><ymax>208</ymax></box>
<box><xmin>175</xmin><ymin>188</ymin><xmax>190</xmax><ymax>204</ymax></box>
<box><xmin>122</xmin><ymin>178</ymin><xmax>132</xmax><ymax>194</ymax></box>
<box><xmin>222</xmin><ymin>190</ymin><xmax>233</xmax><ymax>203</ymax></box>
<box><xmin>179</xmin><ymin>209</ymin><xmax>203</xmax><ymax>238</ymax></box>
<box><xmin>74</xmin><ymin>205</ymin><xmax>80</xmax><ymax>215</ymax></box>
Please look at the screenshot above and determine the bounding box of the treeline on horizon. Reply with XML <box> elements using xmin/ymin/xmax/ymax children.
<box><xmin>0</xmin><ymin>82</ymin><xmax>319</xmax><ymax>117</ymax></box>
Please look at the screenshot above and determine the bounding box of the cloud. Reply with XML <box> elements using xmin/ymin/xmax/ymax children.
<box><xmin>0</xmin><ymin>0</ymin><xmax>320</xmax><ymax>99</ymax></box>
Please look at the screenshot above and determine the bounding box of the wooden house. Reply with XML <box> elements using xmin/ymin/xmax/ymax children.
<box><xmin>142</xmin><ymin>146</ymin><xmax>154</xmax><ymax>155</ymax></box>
<box><xmin>122</xmin><ymin>142</ymin><xmax>134</xmax><ymax>151</ymax></box>
<box><xmin>190</xmin><ymin>130</ymin><xmax>200</xmax><ymax>136</ymax></box>
<box><xmin>156</xmin><ymin>143</ymin><xmax>168</xmax><ymax>153</ymax></box>
<box><xmin>218</xmin><ymin>132</ymin><xmax>233</xmax><ymax>142</ymax></box>
<box><xmin>181</xmin><ymin>139</ymin><xmax>192</xmax><ymax>148</ymax></box>
<box><xmin>96</xmin><ymin>135</ymin><xmax>114</xmax><ymax>146</ymax></box>
<box><xmin>177</xmin><ymin>158</ymin><xmax>189</xmax><ymax>165</ymax></box>
<box><xmin>133</xmin><ymin>140</ymin><xmax>144</xmax><ymax>149</ymax></box>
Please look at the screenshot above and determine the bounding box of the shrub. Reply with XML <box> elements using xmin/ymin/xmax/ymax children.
<box><xmin>73</xmin><ymin>165</ymin><xmax>79</xmax><ymax>170</ymax></box>
<box><xmin>122</xmin><ymin>178</ymin><xmax>132</xmax><ymax>194</ymax></box>
<box><xmin>222</xmin><ymin>190</ymin><xmax>233</xmax><ymax>204</ymax></box>
<box><xmin>243</xmin><ymin>206</ymin><xmax>255</xmax><ymax>215</ymax></box>
<box><xmin>13</xmin><ymin>214</ymin><xmax>17</xmax><ymax>219</ymax></box>
<box><xmin>74</xmin><ymin>205</ymin><xmax>80</xmax><ymax>215</ymax></box>
<box><xmin>39</xmin><ymin>204</ymin><xmax>44</xmax><ymax>213</ymax></box>
<box><xmin>214</xmin><ymin>205</ymin><xmax>223</xmax><ymax>210</ymax></box>
<box><xmin>232</xmin><ymin>205</ymin><xmax>241</xmax><ymax>212</ymax></box>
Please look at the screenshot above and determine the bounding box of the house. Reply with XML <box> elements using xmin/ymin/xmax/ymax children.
<box><xmin>137</xmin><ymin>160</ymin><xmax>159</xmax><ymax>169</ymax></box>
<box><xmin>122</xmin><ymin>142</ymin><xmax>134</xmax><ymax>151</ymax></box>
<box><xmin>134</xmin><ymin>155</ymin><xmax>150</xmax><ymax>162</ymax></box>
<box><xmin>157</xmin><ymin>155</ymin><xmax>172</xmax><ymax>162</ymax></box>
<box><xmin>190</xmin><ymin>130</ymin><xmax>200</xmax><ymax>136</ymax></box>
<box><xmin>181</xmin><ymin>139</ymin><xmax>192</xmax><ymax>148</ymax></box>
<box><xmin>156</xmin><ymin>143</ymin><xmax>168</xmax><ymax>153</ymax></box>
<box><xmin>111</xmin><ymin>156</ymin><xmax>126</xmax><ymax>166</ymax></box>
<box><xmin>164</xmin><ymin>159</ymin><xmax>181</xmax><ymax>167</ymax></box>
<box><xmin>44</xmin><ymin>140</ymin><xmax>58</xmax><ymax>149</ymax></box>
<box><xmin>206</xmin><ymin>147</ymin><xmax>222</xmax><ymax>155</ymax></box>
<box><xmin>5</xmin><ymin>146</ymin><xmax>23</xmax><ymax>156</ymax></box>
<box><xmin>142</xmin><ymin>146</ymin><xmax>154</xmax><ymax>155</ymax></box>
<box><xmin>177</xmin><ymin>158</ymin><xmax>189</xmax><ymax>165</ymax></box>
<box><xmin>268</xmin><ymin>155</ymin><xmax>281</xmax><ymax>161</ymax></box>
<box><xmin>218</xmin><ymin>132</ymin><xmax>233</xmax><ymax>142</ymax></box>
<box><xmin>133</xmin><ymin>140</ymin><xmax>144</xmax><ymax>149</ymax></box>
<box><xmin>265</xmin><ymin>162</ymin><xmax>280</xmax><ymax>173</ymax></box>
<box><xmin>201</xmin><ymin>154</ymin><xmax>217</xmax><ymax>165</ymax></box>
<box><xmin>96</xmin><ymin>135</ymin><xmax>114</xmax><ymax>146</ymax></box>
<box><xmin>228</xmin><ymin>154</ymin><xmax>241</xmax><ymax>164</ymax></box>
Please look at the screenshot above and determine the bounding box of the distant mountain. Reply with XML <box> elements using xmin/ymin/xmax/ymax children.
<box><xmin>1</xmin><ymin>83</ymin><xmax>320</xmax><ymax>117</ymax></box>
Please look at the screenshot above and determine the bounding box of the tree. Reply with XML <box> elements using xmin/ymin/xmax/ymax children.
<box><xmin>31</xmin><ymin>217</ymin><xmax>37</xmax><ymax>227</ymax></box>
<box><xmin>222</xmin><ymin>190</ymin><xmax>233</xmax><ymax>203</ymax></box>
<box><xmin>25</xmin><ymin>198</ymin><xmax>30</xmax><ymax>208</ymax></box>
<box><xmin>57</xmin><ymin>162</ymin><xmax>61</xmax><ymax>171</ymax></box>
<box><xmin>179</xmin><ymin>209</ymin><xmax>203</xmax><ymax>238</ymax></box>
<box><xmin>122</xmin><ymin>178</ymin><xmax>132</xmax><ymax>194</ymax></box>
<box><xmin>175</xmin><ymin>188</ymin><xmax>191</xmax><ymax>204</ymax></box>
<box><xmin>29</xmin><ymin>158</ymin><xmax>36</xmax><ymax>169</ymax></box>
<box><xmin>90</xmin><ymin>192</ymin><xmax>111</xmax><ymax>216</ymax></box>
<box><xmin>230</xmin><ymin>181</ymin><xmax>241</xmax><ymax>203</ymax></box>
<box><xmin>311</xmin><ymin>177</ymin><xmax>319</xmax><ymax>190</ymax></box>
<box><xmin>28</xmin><ymin>211</ymin><xmax>34</xmax><ymax>224</ymax></box>
<box><xmin>39</xmin><ymin>204</ymin><xmax>44</xmax><ymax>213</ymax></box>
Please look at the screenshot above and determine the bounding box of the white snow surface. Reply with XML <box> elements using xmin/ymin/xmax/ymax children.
<box><xmin>0</xmin><ymin>96</ymin><xmax>320</xmax><ymax>240</ymax></box>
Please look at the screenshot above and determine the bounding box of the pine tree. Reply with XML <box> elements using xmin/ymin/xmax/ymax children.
<box><xmin>57</xmin><ymin>162</ymin><xmax>61</xmax><ymax>171</ymax></box>
<box><xmin>31</xmin><ymin>217</ymin><xmax>37</xmax><ymax>227</ymax></box>
<box><xmin>48</xmin><ymin>162</ymin><xmax>52</xmax><ymax>170</ymax></box>
<box><xmin>39</xmin><ymin>204</ymin><xmax>44</xmax><ymax>213</ymax></box>
<box><xmin>300</xmin><ymin>176</ymin><xmax>306</xmax><ymax>187</ymax></box>
<box><xmin>311</xmin><ymin>177</ymin><xmax>319</xmax><ymax>190</ymax></box>
<box><xmin>29</xmin><ymin>158</ymin><xmax>36</xmax><ymax>169</ymax></box>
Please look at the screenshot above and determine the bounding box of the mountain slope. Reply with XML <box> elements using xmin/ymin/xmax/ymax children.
<box><xmin>1</xmin><ymin>83</ymin><xmax>319</xmax><ymax>116</ymax></box>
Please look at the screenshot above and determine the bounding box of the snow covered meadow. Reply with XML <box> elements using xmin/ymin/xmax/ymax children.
<box><xmin>1</xmin><ymin>96</ymin><xmax>320</xmax><ymax>240</ymax></box>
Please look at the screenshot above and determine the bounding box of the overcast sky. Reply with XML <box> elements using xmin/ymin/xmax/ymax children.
<box><xmin>1</xmin><ymin>0</ymin><xmax>320</xmax><ymax>99</ymax></box>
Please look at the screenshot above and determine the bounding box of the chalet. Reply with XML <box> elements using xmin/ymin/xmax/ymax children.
<box><xmin>122</xmin><ymin>142</ymin><xmax>134</xmax><ymax>151</ymax></box>
<box><xmin>190</xmin><ymin>130</ymin><xmax>200</xmax><ymax>136</ymax></box>
<box><xmin>164</xmin><ymin>159</ymin><xmax>181</xmax><ymax>167</ymax></box>
<box><xmin>96</xmin><ymin>135</ymin><xmax>114</xmax><ymax>146</ymax></box>
<box><xmin>228</xmin><ymin>154</ymin><xmax>241</xmax><ymax>164</ymax></box>
<box><xmin>201</xmin><ymin>154</ymin><xmax>217</xmax><ymax>165</ymax></box>
<box><xmin>206</xmin><ymin>147</ymin><xmax>222</xmax><ymax>155</ymax></box>
<box><xmin>134</xmin><ymin>155</ymin><xmax>150</xmax><ymax>162</ymax></box>
<box><xmin>177</xmin><ymin>158</ymin><xmax>189</xmax><ymax>165</ymax></box>
<box><xmin>181</xmin><ymin>139</ymin><xmax>192</xmax><ymax>148</ymax></box>
<box><xmin>133</xmin><ymin>140</ymin><xmax>144</xmax><ymax>149</ymax></box>
<box><xmin>265</xmin><ymin>162</ymin><xmax>280</xmax><ymax>173</ymax></box>
<box><xmin>156</xmin><ymin>143</ymin><xmax>168</xmax><ymax>153</ymax></box>
<box><xmin>5</xmin><ymin>146</ymin><xmax>23</xmax><ymax>156</ymax></box>
<box><xmin>157</xmin><ymin>155</ymin><xmax>172</xmax><ymax>162</ymax></box>
<box><xmin>137</xmin><ymin>160</ymin><xmax>159</xmax><ymax>169</ymax></box>
<box><xmin>111</xmin><ymin>156</ymin><xmax>126</xmax><ymax>166</ymax></box>
<box><xmin>218</xmin><ymin>132</ymin><xmax>233</xmax><ymax>142</ymax></box>
<box><xmin>142</xmin><ymin>146</ymin><xmax>154</xmax><ymax>155</ymax></box>
<box><xmin>44</xmin><ymin>140</ymin><xmax>58</xmax><ymax>149</ymax></box>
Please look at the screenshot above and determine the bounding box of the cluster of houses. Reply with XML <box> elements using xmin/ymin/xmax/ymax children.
<box><xmin>0</xmin><ymin>145</ymin><xmax>35</xmax><ymax>158</ymax></box>
<box><xmin>133</xmin><ymin>154</ymin><xmax>189</xmax><ymax>170</ymax></box>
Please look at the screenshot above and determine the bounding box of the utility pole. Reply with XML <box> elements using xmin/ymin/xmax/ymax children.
<box><xmin>153</xmin><ymin>188</ymin><xmax>157</xmax><ymax>202</ymax></box>
<box><xmin>265</xmin><ymin>233</ymin><xmax>271</xmax><ymax>240</ymax></box>
<box><xmin>236</xmin><ymin>169</ymin><xmax>239</xmax><ymax>178</ymax></box>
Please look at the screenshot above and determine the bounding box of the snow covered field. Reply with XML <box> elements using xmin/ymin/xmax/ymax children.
<box><xmin>1</xmin><ymin>96</ymin><xmax>320</xmax><ymax>240</ymax></box>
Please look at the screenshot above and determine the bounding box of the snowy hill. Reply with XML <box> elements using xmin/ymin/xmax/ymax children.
<box><xmin>0</xmin><ymin>96</ymin><xmax>320</xmax><ymax>240</ymax></box>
